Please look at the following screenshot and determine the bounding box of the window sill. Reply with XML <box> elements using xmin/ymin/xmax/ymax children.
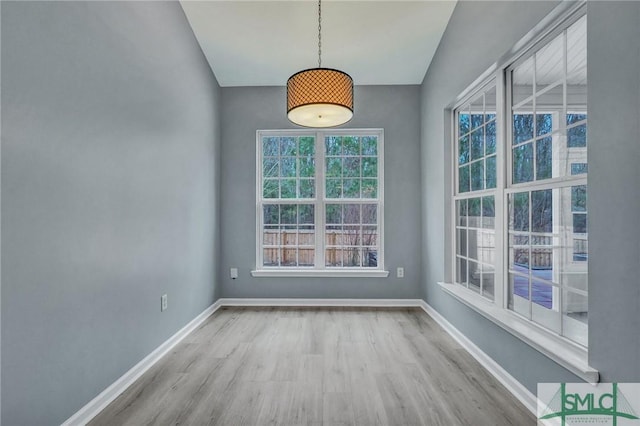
<box><xmin>251</xmin><ymin>269</ymin><xmax>390</xmax><ymax>278</ymax></box>
<box><xmin>437</xmin><ymin>282</ymin><xmax>599</xmax><ymax>383</ymax></box>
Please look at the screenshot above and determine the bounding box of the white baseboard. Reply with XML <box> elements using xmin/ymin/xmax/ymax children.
<box><xmin>418</xmin><ymin>300</ymin><xmax>537</xmax><ymax>415</ymax></box>
<box><xmin>62</xmin><ymin>297</ymin><xmax>535</xmax><ymax>424</ymax></box>
<box><xmin>62</xmin><ymin>300</ymin><xmax>223</xmax><ymax>426</ymax></box>
<box><xmin>217</xmin><ymin>298</ymin><xmax>423</xmax><ymax>307</ymax></box>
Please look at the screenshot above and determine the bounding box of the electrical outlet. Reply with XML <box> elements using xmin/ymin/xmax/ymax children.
<box><xmin>397</xmin><ymin>267</ymin><xmax>404</xmax><ymax>278</ymax></box>
<box><xmin>230</xmin><ymin>268</ymin><xmax>238</xmax><ymax>279</ymax></box>
<box><xmin>161</xmin><ymin>294</ymin><xmax>168</xmax><ymax>311</ymax></box>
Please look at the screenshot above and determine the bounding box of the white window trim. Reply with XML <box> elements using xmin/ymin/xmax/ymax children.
<box><xmin>252</xmin><ymin>129</ymin><xmax>387</xmax><ymax>278</ymax></box>
<box><xmin>438</xmin><ymin>281</ymin><xmax>598</xmax><ymax>383</ymax></box>
<box><xmin>443</xmin><ymin>1</ymin><xmax>597</xmax><ymax>381</ymax></box>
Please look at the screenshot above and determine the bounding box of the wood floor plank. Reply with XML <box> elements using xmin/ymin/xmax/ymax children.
<box><xmin>89</xmin><ymin>307</ymin><xmax>535</xmax><ymax>426</ymax></box>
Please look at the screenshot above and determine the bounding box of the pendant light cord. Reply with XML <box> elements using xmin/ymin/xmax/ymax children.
<box><xmin>318</xmin><ymin>0</ymin><xmax>322</xmax><ymax>68</ymax></box>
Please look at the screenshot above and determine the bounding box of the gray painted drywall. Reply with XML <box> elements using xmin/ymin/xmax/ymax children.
<box><xmin>420</xmin><ymin>0</ymin><xmax>586</xmax><ymax>394</ymax></box>
<box><xmin>220</xmin><ymin>85</ymin><xmax>422</xmax><ymax>299</ymax></box>
<box><xmin>587</xmin><ymin>1</ymin><xmax>640</xmax><ymax>382</ymax></box>
<box><xmin>1</xmin><ymin>2</ymin><xmax>221</xmax><ymax>425</ymax></box>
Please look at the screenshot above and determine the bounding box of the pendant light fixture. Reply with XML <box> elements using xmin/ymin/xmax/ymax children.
<box><xmin>287</xmin><ymin>0</ymin><xmax>353</xmax><ymax>128</ymax></box>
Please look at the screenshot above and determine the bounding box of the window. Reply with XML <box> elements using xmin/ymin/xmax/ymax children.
<box><xmin>254</xmin><ymin>130</ymin><xmax>385</xmax><ymax>276</ymax></box>
<box><xmin>452</xmin><ymin>14</ymin><xmax>587</xmax><ymax>347</ymax></box>
<box><xmin>455</xmin><ymin>83</ymin><xmax>498</xmax><ymax>300</ymax></box>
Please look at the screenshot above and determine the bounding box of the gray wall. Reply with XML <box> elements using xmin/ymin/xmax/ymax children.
<box><xmin>419</xmin><ymin>0</ymin><xmax>583</xmax><ymax>394</ymax></box>
<box><xmin>587</xmin><ymin>1</ymin><xmax>640</xmax><ymax>382</ymax></box>
<box><xmin>421</xmin><ymin>0</ymin><xmax>640</xmax><ymax>393</ymax></box>
<box><xmin>220</xmin><ymin>85</ymin><xmax>422</xmax><ymax>299</ymax></box>
<box><xmin>1</xmin><ymin>2</ymin><xmax>221</xmax><ymax>425</ymax></box>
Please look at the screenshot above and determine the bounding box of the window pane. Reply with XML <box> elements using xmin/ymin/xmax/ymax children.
<box><xmin>263</xmin><ymin>158</ymin><xmax>279</xmax><ymax>177</ymax></box>
<box><xmin>471</xmin><ymin>161</ymin><xmax>484</xmax><ymax>191</ymax></box>
<box><xmin>343</xmin><ymin>179</ymin><xmax>361</xmax><ymax>198</ymax></box>
<box><xmin>325</xmin><ymin>247</ymin><xmax>342</xmax><ymax>267</ymax></box>
<box><xmin>299</xmin><ymin>136</ymin><xmax>315</xmax><ymax>156</ymax></box>
<box><xmin>509</xmin><ymin>273</ymin><xmax>530</xmax><ymax>318</ymax></box>
<box><xmin>571</xmin><ymin>163</ymin><xmax>588</xmax><ymax>175</ymax></box>
<box><xmin>563</xmin><ymin>289</ymin><xmax>588</xmax><ymax>346</ymax></box>
<box><xmin>343</xmin><ymin>158</ymin><xmax>360</xmax><ymax>177</ymax></box>
<box><xmin>536</xmin><ymin>114</ymin><xmax>553</xmax><ymax>137</ymax></box>
<box><xmin>571</xmin><ymin>185</ymin><xmax>587</xmax><ymax>212</ymax></box>
<box><xmin>361</xmin><ymin>158</ymin><xmax>377</xmax><ymax>177</ymax></box>
<box><xmin>280</xmin><ymin>205</ymin><xmax>297</xmax><ymax>224</ymax></box>
<box><xmin>457</xmin><ymin>199</ymin><xmax>467</xmax><ymax>226</ymax></box>
<box><xmin>531</xmin><ymin>189</ymin><xmax>552</xmax><ymax>233</ymax></box>
<box><xmin>459</xmin><ymin>112</ymin><xmax>470</xmax><ymax>136</ymax></box>
<box><xmin>535</xmin><ymin>137</ymin><xmax>552</xmax><ymax>180</ymax></box>
<box><xmin>362</xmin><ymin>204</ymin><xmax>377</xmax><ymax>224</ymax></box>
<box><xmin>467</xmin><ymin>228</ymin><xmax>479</xmax><ymax>260</ymax></box>
<box><xmin>343</xmin><ymin>136</ymin><xmax>360</xmax><ymax>156</ymax></box>
<box><xmin>281</xmin><ymin>158</ymin><xmax>296</xmax><ymax>177</ymax></box>
<box><xmin>483</xmin><ymin>270</ymin><xmax>495</xmax><ymax>300</ymax></box>
<box><xmin>531</xmin><ymin>282</ymin><xmax>560</xmax><ymax>333</ymax></box>
<box><xmin>468</xmin><ymin>197</ymin><xmax>481</xmax><ymax>227</ymax></box>
<box><xmin>485</xmin><ymin>85</ymin><xmax>497</xmax><ymax>122</ymax></box>
<box><xmin>512</xmin><ymin>57</ymin><xmax>534</xmax><ymax>106</ymax></box>
<box><xmin>299</xmin><ymin>158</ymin><xmax>315</xmax><ymax>177</ymax></box>
<box><xmin>573</xmin><ymin>237</ymin><xmax>588</xmax><ymax>262</ymax></box>
<box><xmin>573</xmin><ymin>213</ymin><xmax>587</xmax><ymax>233</ymax></box>
<box><xmin>298</xmin><ymin>248</ymin><xmax>315</xmax><ymax>267</ymax></box>
<box><xmin>362</xmin><ymin>136</ymin><xmax>377</xmax><ymax>155</ymax></box>
<box><xmin>343</xmin><ymin>204</ymin><xmax>360</xmax><ymax>224</ymax></box>
<box><xmin>509</xmin><ymin>192</ymin><xmax>530</xmax><ymax>232</ymax></box>
<box><xmin>458</xmin><ymin>135</ymin><xmax>470</xmax><ymax>165</ymax></box>
<box><xmin>326</xmin><ymin>158</ymin><xmax>342</xmax><ymax>177</ymax></box>
<box><xmin>567</xmin><ymin>123</ymin><xmax>587</xmax><ymax>147</ymax></box>
<box><xmin>263</xmin><ymin>137</ymin><xmax>279</xmax><ymax>156</ymax></box>
<box><xmin>486</xmin><ymin>156</ymin><xmax>497</xmax><ymax>189</ymax></box>
<box><xmin>485</xmin><ymin>121</ymin><xmax>496</xmax><ymax>155</ymax></box>
<box><xmin>364</xmin><ymin>249</ymin><xmax>378</xmax><ymax>267</ymax></box>
<box><xmin>281</xmin><ymin>179</ymin><xmax>296</xmax><ymax>198</ymax></box>
<box><xmin>362</xmin><ymin>179</ymin><xmax>377</xmax><ymax>198</ymax></box>
<box><xmin>469</xmin><ymin>261</ymin><xmax>481</xmax><ymax>293</ymax></box>
<box><xmin>263</xmin><ymin>205</ymin><xmax>279</xmax><ymax>225</ymax></box>
<box><xmin>299</xmin><ymin>180</ymin><xmax>314</xmax><ymax>201</ymax></box>
<box><xmin>459</xmin><ymin>165</ymin><xmax>470</xmax><ymax>193</ymax></box>
<box><xmin>567</xmin><ymin>16</ymin><xmax>587</xmax><ymax>75</ymax></box>
<box><xmin>457</xmin><ymin>228</ymin><xmax>467</xmax><ymax>257</ymax></box>
<box><xmin>326</xmin><ymin>179</ymin><xmax>341</xmax><ymax>198</ymax></box>
<box><xmin>325</xmin><ymin>136</ymin><xmax>342</xmax><ymax>155</ymax></box>
<box><xmin>509</xmin><ymin>234</ymin><xmax>529</xmax><ymax>268</ymax></box>
<box><xmin>280</xmin><ymin>137</ymin><xmax>296</xmax><ymax>156</ymax></box>
<box><xmin>471</xmin><ymin>128</ymin><xmax>484</xmax><ymax>160</ymax></box>
<box><xmin>535</xmin><ymin>33</ymin><xmax>564</xmax><ymax>93</ymax></box>
<box><xmin>325</xmin><ymin>204</ymin><xmax>341</xmax><ymax>224</ymax></box>
<box><xmin>457</xmin><ymin>257</ymin><xmax>467</xmax><ymax>285</ymax></box>
<box><xmin>566</xmin><ymin>113</ymin><xmax>587</xmax><ymax>126</ymax></box>
<box><xmin>298</xmin><ymin>205</ymin><xmax>314</xmax><ymax>224</ymax></box>
<box><xmin>513</xmin><ymin>143</ymin><xmax>534</xmax><ymax>183</ymax></box>
<box><xmin>482</xmin><ymin>196</ymin><xmax>495</xmax><ymax>229</ymax></box>
<box><xmin>362</xmin><ymin>226</ymin><xmax>378</xmax><ymax>246</ymax></box>
<box><xmin>513</xmin><ymin>112</ymin><xmax>534</xmax><ymax>144</ymax></box>
<box><xmin>263</xmin><ymin>179</ymin><xmax>278</xmax><ymax>198</ymax></box>
<box><xmin>471</xmin><ymin>95</ymin><xmax>484</xmax><ymax>130</ymax></box>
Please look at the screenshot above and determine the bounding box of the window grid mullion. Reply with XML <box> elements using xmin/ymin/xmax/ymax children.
<box><xmin>316</xmin><ymin>132</ymin><xmax>325</xmax><ymax>269</ymax></box>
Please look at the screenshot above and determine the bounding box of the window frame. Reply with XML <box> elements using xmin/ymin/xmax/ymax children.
<box><xmin>442</xmin><ymin>2</ymin><xmax>597</xmax><ymax>382</ymax></box>
<box><xmin>252</xmin><ymin>129</ymin><xmax>388</xmax><ymax>278</ymax></box>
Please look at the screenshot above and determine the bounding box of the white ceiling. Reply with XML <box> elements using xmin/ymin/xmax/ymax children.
<box><xmin>179</xmin><ymin>1</ymin><xmax>457</xmax><ymax>87</ymax></box>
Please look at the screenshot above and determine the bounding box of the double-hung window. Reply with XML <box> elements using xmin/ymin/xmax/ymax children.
<box><xmin>254</xmin><ymin>129</ymin><xmax>386</xmax><ymax>277</ymax></box>
<box><xmin>451</xmin><ymin>10</ymin><xmax>588</xmax><ymax>355</ymax></box>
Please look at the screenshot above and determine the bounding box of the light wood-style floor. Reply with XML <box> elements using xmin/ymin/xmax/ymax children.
<box><xmin>90</xmin><ymin>307</ymin><xmax>534</xmax><ymax>425</ymax></box>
